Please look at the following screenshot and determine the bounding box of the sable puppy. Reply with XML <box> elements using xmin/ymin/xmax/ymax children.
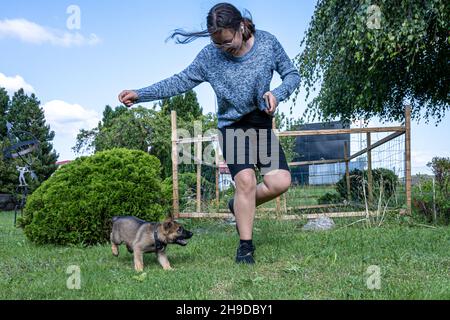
<box><xmin>110</xmin><ymin>216</ymin><xmax>193</xmax><ymax>272</ymax></box>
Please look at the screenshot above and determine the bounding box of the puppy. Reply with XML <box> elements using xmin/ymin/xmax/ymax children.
<box><xmin>110</xmin><ymin>216</ymin><xmax>193</xmax><ymax>272</ymax></box>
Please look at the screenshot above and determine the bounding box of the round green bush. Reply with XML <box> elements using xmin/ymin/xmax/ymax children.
<box><xmin>18</xmin><ymin>148</ymin><xmax>172</xmax><ymax>245</ymax></box>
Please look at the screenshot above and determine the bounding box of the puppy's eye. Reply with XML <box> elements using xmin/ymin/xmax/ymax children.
<box><xmin>177</xmin><ymin>227</ymin><xmax>182</xmax><ymax>233</ymax></box>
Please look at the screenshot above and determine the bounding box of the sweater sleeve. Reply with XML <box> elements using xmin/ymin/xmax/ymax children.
<box><xmin>270</xmin><ymin>36</ymin><xmax>301</xmax><ymax>104</ymax></box>
<box><xmin>134</xmin><ymin>48</ymin><xmax>208</xmax><ymax>103</ymax></box>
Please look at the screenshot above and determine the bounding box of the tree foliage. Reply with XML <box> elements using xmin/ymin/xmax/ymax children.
<box><xmin>296</xmin><ymin>0</ymin><xmax>449</xmax><ymax>123</ymax></box>
<box><xmin>0</xmin><ymin>88</ymin><xmax>58</xmax><ymax>194</ymax></box>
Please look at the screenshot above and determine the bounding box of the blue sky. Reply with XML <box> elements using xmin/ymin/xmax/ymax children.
<box><xmin>0</xmin><ymin>0</ymin><xmax>448</xmax><ymax>174</ymax></box>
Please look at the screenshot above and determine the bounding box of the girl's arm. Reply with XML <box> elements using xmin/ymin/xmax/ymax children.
<box><xmin>270</xmin><ymin>37</ymin><xmax>301</xmax><ymax>104</ymax></box>
<box><xmin>133</xmin><ymin>49</ymin><xmax>208</xmax><ymax>103</ymax></box>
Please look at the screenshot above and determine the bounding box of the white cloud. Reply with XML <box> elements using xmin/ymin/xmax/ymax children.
<box><xmin>411</xmin><ymin>150</ymin><xmax>433</xmax><ymax>168</ymax></box>
<box><xmin>0</xmin><ymin>72</ymin><xmax>35</xmax><ymax>95</ymax></box>
<box><xmin>43</xmin><ymin>100</ymin><xmax>100</xmax><ymax>139</ymax></box>
<box><xmin>0</xmin><ymin>18</ymin><xmax>100</xmax><ymax>47</ymax></box>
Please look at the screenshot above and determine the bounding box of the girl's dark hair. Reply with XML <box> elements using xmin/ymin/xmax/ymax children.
<box><xmin>167</xmin><ymin>3</ymin><xmax>256</xmax><ymax>44</ymax></box>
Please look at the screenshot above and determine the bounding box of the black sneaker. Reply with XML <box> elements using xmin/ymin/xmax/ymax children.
<box><xmin>228</xmin><ymin>198</ymin><xmax>240</xmax><ymax>235</ymax></box>
<box><xmin>235</xmin><ymin>242</ymin><xmax>255</xmax><ymax>264</ymax></box>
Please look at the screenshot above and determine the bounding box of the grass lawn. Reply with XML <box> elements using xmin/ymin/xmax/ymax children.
<box><xmin>1</xmin><ymin>210</ymin><xmax>449</xmax><ymax>300</ymax></box>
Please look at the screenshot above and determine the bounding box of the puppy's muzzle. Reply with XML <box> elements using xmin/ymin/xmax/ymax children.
<box><xmin>175</xmin><ymin>230</ymin><xmax>193</xmax><ymax>246</ymax></box>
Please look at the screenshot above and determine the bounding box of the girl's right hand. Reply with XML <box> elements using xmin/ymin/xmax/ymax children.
<box><xmin>118</xmin><ymin>90</ymin><xmax>138</xmax><ymax>107</ymax></box>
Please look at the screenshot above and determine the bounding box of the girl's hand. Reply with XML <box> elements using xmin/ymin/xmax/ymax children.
<box><xmin>118</xmin><ymin>90</ymin><xmax>138</xmax><ymax>107</ymax></box>
<box><xmin>263</xmin><ymin>92</ymin><xmax>278</xmax><ymax>115</ymax></box>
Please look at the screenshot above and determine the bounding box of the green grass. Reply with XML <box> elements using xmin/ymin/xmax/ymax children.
<box><xmin>1</xmin><ymin>211</ymin><xmax>449</xmax><ymax>300</ymax></box>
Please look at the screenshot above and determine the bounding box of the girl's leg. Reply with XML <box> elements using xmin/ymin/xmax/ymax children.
<box><xmin>233</xmin><ymin>168</ymin><xmax>258</xmax><ymax>240</ymax></box>
<box><xmin>255</xmin><ymin>169</ymin><xmax>291</xmax><ymax>206</ymax></box>
<box><xmin>254</xmin><ymin>128</ymin><xmax>292</xmax><ymax>207</ymax></box>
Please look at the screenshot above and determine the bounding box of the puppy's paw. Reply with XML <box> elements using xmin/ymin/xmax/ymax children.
<box><xmin>134</xmin><ymin>266</ymin><xmax>144</xmax><ymax>273</ymax></box>
<box><xmin>111</xmin><ymin>244</ymin><xmax>119</xmax><ymax>257</ymax></box>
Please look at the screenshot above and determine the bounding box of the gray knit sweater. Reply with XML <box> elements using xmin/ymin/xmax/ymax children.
<box><xmin>134</xmin><ymin>29</ymin><xmax>301</xmax><ymax>129</ymax></box>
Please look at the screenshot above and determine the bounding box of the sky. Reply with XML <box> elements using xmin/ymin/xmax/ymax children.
<box><xmin>0</xmin><ymin>0</ymin><xmax>448</xmax><ymax>175</ymax></box>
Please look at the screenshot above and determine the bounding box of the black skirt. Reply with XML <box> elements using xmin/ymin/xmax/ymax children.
<box><xmin>218</xmin><ymin>108</ymin><xmax>290</xmax><ymax>180</ymax></box>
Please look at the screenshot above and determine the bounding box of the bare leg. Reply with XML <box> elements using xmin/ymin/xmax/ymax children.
<box><xmin>255</xmin><ymin>169</ymin><xmax>291</xmax><ymax>206</ymax></box>
<box><xmin>234</xmin><ymin>169</ymin><xmax>291</xmax><ymax>240</ymax></box>
<box><xmin>157</xmin><ymin>252</ymin><xmax>173</xmax><ymax>270</ymax></box>
<box><xmin>233</xmin><ymin>169</ymin><xmax>257</xmax><ymax>240</ymax></box>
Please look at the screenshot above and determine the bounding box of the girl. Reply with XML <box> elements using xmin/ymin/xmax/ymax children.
<box><xmin>119</xmin><ymin>2</ymin><xmax>301</xmax><ymax>264</ymax></box>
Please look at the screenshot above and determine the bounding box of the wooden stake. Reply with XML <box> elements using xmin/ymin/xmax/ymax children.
<box><xmin>215</xmin><ymin>143</ymin><xmax>220</xmax><ymax>207</ymax></box>
<box><xmin>405</xmin><ymin>106</ymin><xmax>412</xmax><ymax>215</ymax></box>
<box><xmin>196</xmin><ymin>134</ymin><xmax>202</xmax><ymax>214</ymax></box>
<box><xmin>273</xmin><ymin>117</ymin><xmax>281</xmax><ymax>217</ymax></box>
<box><xmin>344</xmin><ymin>141</ymin><xmax>351</xmax><ymax>202</ymax></box>
<box><xmin>367</xmin><ymin>133</ymin><xmax>373</xmax><ymax>204</ymax></box>
<box><xmin>171</xmin><ymin>111</ymin><xmax>179</xmax><ymax>219</ymax></box>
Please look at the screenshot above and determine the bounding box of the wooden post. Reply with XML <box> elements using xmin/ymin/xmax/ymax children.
<box><xmin>196</xmin><ymin>134</ymin><xmax>202</xmax><ymax>214</ymax></box>
<box><xmin>215</xmin><ymin>142</ymin><xmax>220</xmax><ymax>208</ymax></box>
<box><xmin>366</xmin><ymin>133</ymin><xmax>373</xmax><ymax>204</ymax></box>
<box><xmin>171</xmin><ymin>111</ymin><xmax>179</xmax><ymax>219</ymax></box>
<box><xmin>273</xmin><ymin>117</ymin><xmax>281</xmax><ymax>216</ymax></box>
<box><xmin>405</xmin><ymin>106</ymin><xmax>412</xmax><ymax>215</ymax></box>
<box><xmin>344</xmin><ymin>141</ymin><xmax>351</xmax><ymax>202</ymax></box>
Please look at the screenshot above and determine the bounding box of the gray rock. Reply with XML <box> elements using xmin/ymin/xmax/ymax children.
<box><xmin>302</xmin><ymin>217</ymin><xmax>335</xmax><ymax>231</ymax></box>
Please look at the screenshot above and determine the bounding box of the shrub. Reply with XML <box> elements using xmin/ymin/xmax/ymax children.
<box><xmin>413</xmin><ymin>158</ymin><xmax>450</xmax><ymax>224</ymax></box>
<box><xmin>318</xmin><ymin>192</ymin><xmax>343</xmax><ymax>205</ymax></box>
<box><xmin>336</xmin><ymin>168</ymin><xmax>398</xmax><ymax>202</ymax></box>
<box><xmin>427</xmin><ymin>157</ymin><xmax>450</xmax><ymax>196</ymax></box>
<box><xmin>18</xmin><ymin>148</ymin><xmax>172</xmax><ymax>245</ymax></box>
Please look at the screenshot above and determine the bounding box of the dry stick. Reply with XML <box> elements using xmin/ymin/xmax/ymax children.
<box><xmin>361</xmin><ymin>175</ymin><xmax>372</xmax><ymax>228</ymax></box>
<box><xmin>378</xmin><ymin>197</ymin><xmax>391</xmax><ymax>227</ymax></box>
<box><xmin>412</xmin><ymin>223</ymin><xmax>438</xmax><ymax>229</ymax></box>
<box><xmin>378</xmin><ymin>183</ymin><xmax>393</xmax><ymax>228</ymax></box>
<box><xmin>376</xmin><ymin>177</ymin><xmax>384</xmax><ymax>224</ymax></box>
<box><xmin>339</xmin><ymin>218</ymin><xmax>369</xmax><ymax>229</ymax></box>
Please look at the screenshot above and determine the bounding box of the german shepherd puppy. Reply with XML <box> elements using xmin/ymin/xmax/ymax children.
<box><xmin>110</xmin><ymin>216</ymin><xmax>193</xmax><ymax>272</ymax></box>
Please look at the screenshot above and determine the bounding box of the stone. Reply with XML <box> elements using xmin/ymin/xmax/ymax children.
<box><xmin>302</xmin><ymin>217</ymin><xmax>335</xmax><ymax>231</ymax></box>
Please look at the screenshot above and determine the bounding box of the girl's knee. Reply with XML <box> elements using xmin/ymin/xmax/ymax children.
<box><xmin>265</xmin><ymin>170</ymin><xmax>291</xmax><ymax>195</ymax></box>
<box><xmin>234</xmin><ymin>169</ymin><xmax>257</xmax><ymax>193</ymax></box>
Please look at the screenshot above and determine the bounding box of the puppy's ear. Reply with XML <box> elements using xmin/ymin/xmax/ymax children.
<box><xmin>163</xmin><ymin>219</ymin><xmax>173</xmax><ymax>230</ymax></box>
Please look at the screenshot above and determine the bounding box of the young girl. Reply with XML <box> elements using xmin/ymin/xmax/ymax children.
<box><xmin>119</xmin><ymin>2</ymin><xmax>301</xmax><ymax>264</ymax></box>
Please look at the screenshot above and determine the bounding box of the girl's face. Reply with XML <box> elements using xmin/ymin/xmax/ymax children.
<box><xmin>211</xmin><ymin>28</ymin><xmax>243</xmax><ymax>55</ymax></box>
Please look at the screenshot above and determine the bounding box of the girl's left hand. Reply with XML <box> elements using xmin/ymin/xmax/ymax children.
<box><xmin>263</xmin><ymin>92</ymin><xmax>278</xmax><ymax>115</ymax></box>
